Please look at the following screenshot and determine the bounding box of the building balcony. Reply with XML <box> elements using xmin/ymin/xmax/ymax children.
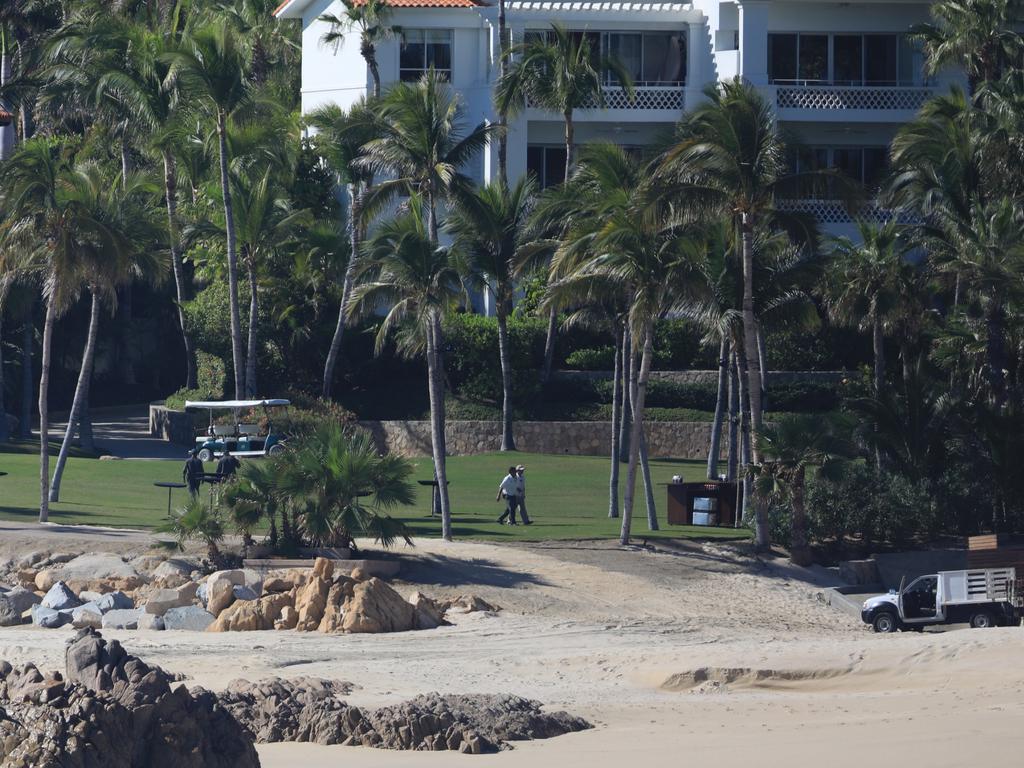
<box><xmin>771</xmin><ymin>83</ymin><xmax>936</xmax><ymax>121</ymax></box>
<box><xmin>779</xmin><ymin>198</ymin><xmax>919</xmax><ymax>227</ymax></box>
<box><xmin>526</xmin><ymin>83</ymin><xmax>686</xmax><ymax>121</ymax></box>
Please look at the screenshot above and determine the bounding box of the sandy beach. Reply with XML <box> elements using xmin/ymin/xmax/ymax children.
<box><xmin>1</xmin><ymin>536</ymin><xmax>1022</xmax><ymax>767</ymax></box>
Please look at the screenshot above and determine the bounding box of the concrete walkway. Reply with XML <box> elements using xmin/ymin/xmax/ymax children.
<box><xmin>45</xmin><ymin>405</ymin><xmax>185</xmax><ymax>461</ymax></box>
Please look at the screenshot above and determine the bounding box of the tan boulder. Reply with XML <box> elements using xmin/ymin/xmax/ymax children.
<box><xmin>206</xmin><ymin>570</ymin><xmax>245</xmax><ymax>616</ymax></box>
<box><xmin>144</xmin><ymin>582</ymin><xmax>198</xmax><ymax>616</ymax></box>
<box><xmin>295</xmin><ymin>561</ymin><xmax>333</xmax><ymax>632</ymax></box>
<box><xmin>341</xmin><ymin>578</ymin><xmax>416</xmax><ymax>634</ymax></box>
<box><xmin>317</xmin><ymin>581</ymin><xmax>356</xmax><ymax>633</ymax></box>
<box><xmin>408</xmin><ymin>591</ymin><xmax>448</xmax><ymax>630</ymax></box>
<box><xmin>16</xmin><ymin>569</ymin><xmax>38</xmax><ymax>590</ymax></box>
<box><xmin>440</xmin><ymin>595</ymin><xmax>500</xmax><ymax>615</ymax></box>
<box><xmin>210</xmin><ymin>592</ymin><xmax>293</xmax><ymax>632</ymax></box>
<box><xmin>349</xmin><ymin>567</ymin><xmax>368</xmax><ymax>582</ymax></box>
<box><xmin>262</xmin><ymin>569</ymin><xmax>308</xmax><ymax>593</ymax></box>
<box><xmin>274</xmin><ymin>605</ymin><xmax>298</xmax><ymax>630</ymax></box>
<box><xmin>34</xmin><ymin>570</ymin><xmax>58</xmax><ymax>592</ymax></box>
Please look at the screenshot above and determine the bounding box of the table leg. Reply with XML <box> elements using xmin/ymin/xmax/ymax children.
<box><xmin>167</xmin><ymin>488</ymin><xmax>172</xmax><ymax>517</ymax></box>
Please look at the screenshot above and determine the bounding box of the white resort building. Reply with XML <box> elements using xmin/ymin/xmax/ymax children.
<box><xmin>273</xmin><ymin>0</ymin><xmax>963</xmax><ymax>241</ymax></box>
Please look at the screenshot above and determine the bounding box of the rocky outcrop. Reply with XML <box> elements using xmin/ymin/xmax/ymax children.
<box><xmin>294</xmin><ymin>558</ymin><xmax>333</xmax><ymax>631</ymax></box>
<box><xmin>440</xmin><ymin>595</ymin><xmax>501</xmax><ymax>615</ymax></box>
<box><xmin>217</xmin><ymin>681</ymin><xmax>591</xmax><ymax>753</ymax></box>
<box><xmin>408</xmin><ymin>592</ymin><xmax>448</xmax><ymax>630</ymax></box>
<box><xmin>0</xmin><ymin>629</ymin><xmax>259</xmax><ymax>767</ymax></box>
<box><xmin>210</xmin><ymin>593</ymin><xmax>293</xmax><ymax>632</ymax></box>
<box><xmin>342</xmin><ymin>578</ymin><xmax>416</xmax><ymax>634</ymax></box>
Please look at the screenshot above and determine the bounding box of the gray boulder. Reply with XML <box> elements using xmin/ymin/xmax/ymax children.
<box><xmin>143</xmin><ymin>582</ymin><xmax>198</xmax><ymax>616</ymax></box>
<box><xmin>101</xmin><ymin>608</ymin><xmax>143</xmax><ymax>630</ymax></box>
<box><xmin>232</xmin><ymin>585</ymin><xmax>259</xmax><ymax>602</ymax></box>
<box><xmin>197</xmin><ymin>582</ymin><xmax>209</xmax><ymax>606</ymax></box>
<box><xmin>71</xmin><ymin>603</ymin><xmax>103</xmax><ymax>629</ymax></box>
<box><xmin>163</xmin><ymin>605</ymin><xmax>215</xmax><ymax>632</ymax></box>
<box><xmin>152</xmin><ymin>558</ymin><xmax>195</xmax><ymax>582</ymax></box>
<box><xmin>137</xmin><ymin>613</ymin><xmax>165</xmax><ymax>631</ymax></box>
<box><xmin>0</xmin><ymin>587</ymin><xmax>41</xmax><ymax>626</ymax></box>
<box><xmin>95</xmin><ymin>590</ymin><xmax>134</xmax><ymax>613</ymax></box>
<box><xmin>31</xmin><ymin>604</ymin><xmax>69</xmax><ymax>629</ymax></box>
<box><xmin>41</xmin><ymin>581</ymin><xmax>82</xmax><ymax>611</ymax></box>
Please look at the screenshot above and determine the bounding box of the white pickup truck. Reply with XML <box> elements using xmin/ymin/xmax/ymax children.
<box><xmin>861</xmin><ymin>568</ymin><xmax>1018</xmax><ymax>632</ymax></box>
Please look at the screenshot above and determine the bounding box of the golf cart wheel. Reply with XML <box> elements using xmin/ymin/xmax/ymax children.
<box><xmin>872</xmin><ymin>611</ymin><xmax>898</xmax><ymax>633</ymax></box>
<box><xmin>197</xmin><ymin>448</ymin><xmax>213</xmax><ymax>462</ymax></box>
<box><xmin>267</xmin><ymin>443</ymin><xmax>285</xmax><ymax>456</ymax></box>
<box><xmin>970</xmin><ymin>611</ymin><xmax>995</xmax><ymax>629</ymax></box>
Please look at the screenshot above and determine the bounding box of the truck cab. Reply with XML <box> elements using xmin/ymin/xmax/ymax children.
<box><xmin>861</xmin><ymin>568</ymin><xmax>1016</xmax><ymax>633</ymax></box>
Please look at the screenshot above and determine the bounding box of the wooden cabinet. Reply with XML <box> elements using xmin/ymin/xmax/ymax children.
<box><xmin>664</xmin><ymin>481</ymin><xmax>741</xmax><ymax>528</ymax></box>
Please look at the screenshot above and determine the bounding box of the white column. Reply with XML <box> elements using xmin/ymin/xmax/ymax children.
<box><xmin>738</xmin><ymin>1</ymin><xmax>771</xmax><ymax>85</ymax></box>
<box><xmin>686</xmin><ymin>20</ymin><xmax>708</xmax><ymax>108</ymax></box>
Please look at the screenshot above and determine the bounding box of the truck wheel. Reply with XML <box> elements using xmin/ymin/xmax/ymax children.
<box><xmin>197</xmin><ymin>448</ymin><xmax>213</xmax><ymax>462</ymax></box>
<box><xmin>970</xmin><ymin>611</ymin><xmax>994</xmax><ymax>629</ymax></box>
<box><xmin>267</xmin><ymin>443</ymin><xmax>284</xmax><ymax>456</ymax></box>
<box><xmin>872</xmin><ymin>612</ymin><xmax>898</xmax><ymax>633</ymax></box>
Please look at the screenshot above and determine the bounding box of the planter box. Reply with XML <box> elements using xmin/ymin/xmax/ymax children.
<box><xmin>297</xmin><ymin>547</ymin><xmax>352</xmax><ymax>560</ymax></box>
<box><xmin>243</xmin><ymin>558</ymin><xmax>400</xmax><ymax>579</ymax></box>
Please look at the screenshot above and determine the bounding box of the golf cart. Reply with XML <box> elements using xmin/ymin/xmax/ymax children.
<box><xmin>185</xmin><ymin>399</ymin><xmax>290</xmax><ymax>461</ymax></box>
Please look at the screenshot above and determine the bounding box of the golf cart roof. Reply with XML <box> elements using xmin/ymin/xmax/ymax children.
<box><xmin>184</xmin><ymin>399</ymin><xmax>291</xmax><ymax>410</ymax></box>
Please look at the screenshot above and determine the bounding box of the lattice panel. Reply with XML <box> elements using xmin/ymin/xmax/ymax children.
<box><xmin>778</xmin><ymin>199</ymin><xmax>919</xmax><ymax>225</ymax></box>
<box><xmin>777</xmin><ymin>86</ymin><xmax>934</xmax><ymax>111</ymax></box>
<box><xmin>527</xmin><ymin>86</ymin><xmax>684</xmax><ymax>111</ymax></box>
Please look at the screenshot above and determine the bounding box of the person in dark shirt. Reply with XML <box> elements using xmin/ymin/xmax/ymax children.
<box><xmin>183</xmin><ymin>450</ymin><xmax>204</xmax><ymax>496</ymax></box>
<box><xmin>216</xmin><ymin>449</ymin><xmax>240</xmax><ymax>479</ymax></box>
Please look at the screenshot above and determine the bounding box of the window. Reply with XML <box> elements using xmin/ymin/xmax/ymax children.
<box><xmin>768</xmin><ymin>33</ymin><xmax>923</xmax><ymax>86</ymax></box>
<box><xmin>526</xmin><ymin>145</ymin><xmax>567</xmax><ymax>189</ymax></box>
<box><xmin>400</xmin><ymin>29</ymin><xmax>452</xmax><ymax>82</ymax></box>
<box><xmin>793</xmin><ymin>146</ymin><xmax>890</xmax><ymax>195</ymax></box>
<box><xmin>603</xmin><ymin>32</ymin><xmax>686</xmax><ymax>85</ymax></box>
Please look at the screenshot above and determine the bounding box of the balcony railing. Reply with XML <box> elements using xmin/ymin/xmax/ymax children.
<box><xmin>775</xmin><ymin>84</ymin><xmax>934</xmax><ymax>112</ymax></box>
<box><xmin>779</xmin><ymin>199</ymin><xmax>920</xmax><ymax>226</ymax></box>
<box><xmin>527</xmin><ymin>83</ymin><xmax>685</xmax><ymax>112</ymax></box>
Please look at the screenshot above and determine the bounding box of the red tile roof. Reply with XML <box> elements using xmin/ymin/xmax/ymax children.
<box><xmin>274</xmin><ymin>0</ymin><xmax>484</xmax><ymax>15</ymax></box>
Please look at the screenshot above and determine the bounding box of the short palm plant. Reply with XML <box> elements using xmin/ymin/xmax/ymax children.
<box><xmin>158</xmin><ymin>495</ymin><xmax>227</xmax><ymax>565</ymax></box>
<box><xmin>220</xmin><ymin>459</ymin><xmax>283</xmax><ymax>550</ymax></box>
<box><xmin>274</xmin><ymin>424</ymin><xmax>415</xmax><ymax>550</ymax></box>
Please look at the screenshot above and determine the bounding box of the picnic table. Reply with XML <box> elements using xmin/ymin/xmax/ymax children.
<box><xmin>417</xmin><ymin>479</ymin><xmax>450</xmax><ymax>517</ymax></box>
<box><xmin>153</xmin><ymin>481</ymin><xmax>187</xmax><ymax>516</ymax></box>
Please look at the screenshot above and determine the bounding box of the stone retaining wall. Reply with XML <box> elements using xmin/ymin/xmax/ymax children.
<box><xmin>149</xmin><ymin>403</ymin><xmax>196</xmax><ymax>446</ymax></box>
<box><xmin>554</xmin><ymin>370</ymin><xmax>847</xmax><ymax>386</ymax></box>
<box><xmin>359</xmin><ymin>420</ymin><xmax>717</xmax><ymax>460</ymax></box>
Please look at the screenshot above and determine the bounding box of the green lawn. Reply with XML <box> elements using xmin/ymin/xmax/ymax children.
<box><xmin>0</xmin><ymin>448</ymin><xmax>750</xmax><ymax>541</ymax></box>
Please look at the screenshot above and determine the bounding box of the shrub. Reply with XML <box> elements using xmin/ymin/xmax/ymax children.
<box><xmin>565</xmin><ymin>347</ymin><xmax>616</xmax><ymax>370</ymax></box>
<box><xmin>164</xmin><ymin>352</ymin><xmax>227</xmax><ymax>410</ymax></box>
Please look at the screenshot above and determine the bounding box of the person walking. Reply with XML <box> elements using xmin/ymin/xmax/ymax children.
<box><xmin>515</xmin><ymin>465</ymin><xmax>532</xmax><ymax>525</ymax></box>
<box><xmin>496</xmin><ymin>466</ymin><xmax>519</xmax><ymax>525</ymax></box>
<box><xmin>183</xmin><ymin>449</ymin><xmax>204</xmax><ymax>497</ymax></box>
<box><xmin>216</xmin><ymin>448</ymin><xmax>241</xmax><ymax>480</ymax></box>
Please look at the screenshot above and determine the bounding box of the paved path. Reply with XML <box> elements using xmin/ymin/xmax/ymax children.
<box><xmin>45</xmin><ymin>405</ymin><xmax>185</xmax><ymax>461</ymax></box>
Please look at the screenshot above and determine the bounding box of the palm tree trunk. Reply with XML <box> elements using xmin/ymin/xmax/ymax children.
<box><xmin>740</xmin><ymin>214</ymin><xmax>764</xmax><ymax>456</ymax></box>
<box><xmin>540</xmin><ymin>306</ymin><xmax>557</xmax><ymax>385</ymax></box>
<box><xmin>77</xmin><ymin>373</ymin><xmax>94</xmax><ymax>454</ymax></box>
<box><xmin>618</xmin><ymin>326</ymin><xmax>631</xmax><ymax>463</ymax></box>
<box><xmin>426</xmin><ymin>309</ymin><xmax>452</xmax><ymax>540</ymax></box>
<box><xmin>727</xmin><ymin>346</ymin><xmax>739</xmax><ymax>485</ymax></box>
<box><xmin>757</xmin><ymin>323</ymin><xmax>768</xmax><ymax>410</ymax></box>
<box><xmin>789</xmin><ymin>469</ymin><xmax>811</xmax><ymax>566</ymax></box>
<box><xmin>640</xmin><ymin>431</ymin><xmax>658</xmax><ymax>531</ymax></box>
<box><xmin>0</xmin><ymin>309</ymin><xmax>7</xmax><ymax>442</ymax></box>
<box><xmin>620</xmin><ymin>321</ymin><xmax>653</xmax><ymax>546</ymax></box>
<box><xmin>737</xmin><ymin>343</ymin><xmax>759</xmax><ymax>543</ymax></box>
<box><xmin>707</xmin><ymin>335</ymin><xmax>728</xmax><ymax>479</ymax></box>
<box><xmin>20</xmin><ymin>318</ymin><xmax>32</xmax><ymax>440</ymax></box>
<box><xmin>563</xmin><ymin>110</ymin><xmax>574</xmax><ymax>183</ymax></box>
<box><xmin>497</xmin><ymin>0</ymin><xmax>508</xmax><ymax>182</ymax></box>
<box><xmin>217</xmin><ymin>108</ymin><xmax>246</xmax><ymax>400</ymax></box>
<box><xmin>985</xmin><ymin>300</ymin><xmax>1007</xmax><ymax>406</ymax></box>
<box><xmin>245</xmin><ymin>256</ymin><xmax>258</xmax><ymax>398</ymax></box>
<box><xmin>496</xmin><ymin>305</ymin><xmax>516</xmax><ymax>451</ymax></box>
<box><xmin>363</xmin><ymin>41</ymin><xmax>381</xmax><ymax>99</ymax></box>
<box><xmin>50</xmin><ymin>290</ymin><xmax>101</xmax><ymax>502</ymax></box>
<box><xmin>322</xmin><ymin>184</ymin><xmax>362</xmax><ymax>399</ymax></box>
<box><xmin>608</xmin><ymin>323</ymin><xmax>622</xmax><ymax>518</ymax></box>
<box><xmin>872</xmin><ymin>311</ymin><xmax>885</xmax><ymax>395</ymax></box>
<box><xmin>38</xmin><ymin>293</ymin><xmax>56</xmax><ymax>523</ymax></box>
<box><xmin>163</xmin><ymin>150</ymin><xmax>197</xmax><ymax>389</ymax></box>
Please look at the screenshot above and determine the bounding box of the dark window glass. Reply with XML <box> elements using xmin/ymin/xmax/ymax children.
<box><xmin>833</xmin><ymin>148</ymin><xmax>864</xmax><ymax>186</ymax></box>
<box><xmin>768</xmin><ymin>34</ymin><xmax>797</xmax><ymax>83</ymax></box>
<box><xmin>644</xmin><ymin>32</ymin><xmax>685</xmax><ymax>83</ymax></box>
<box><xmin>863</xmin><ymin>147</ymin><xmax>888</xmax><ymax>189</ymax></box>
<box><xmin>833</xmin><ymin>35</ymin><xmax>863</xmax><ymax>85</ymax></box>
<box><xmin>544</xmin><ymin>146</ymin><xmax>567</xmax><ymax>188</ymax></box>
<box><xmin>799</xmin><ymin>34</ymin><xmax>828</xmax><ymax>83</ymax></box>
<box><xmin>400</xmin><ymin>29</ymin><xmax>451</xmax><ymax>81</ymax></box>
<box><xmin>526</xmin><ymin>146</ymin><xmax>544</xmax><ymax>184</ymax></box>
<box><xmin>865</xmin><ymin>34</ymin><xmax>898</xmax><ymax>85</ymax></box>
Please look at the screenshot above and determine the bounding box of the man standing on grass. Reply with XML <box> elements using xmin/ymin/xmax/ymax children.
<box><xmin>515</xmin><ymin>465</ymin><xmax>532</xmax><ymax>525</ymax></box>
<box><xmin>217</xmin><ymin>448</ymin><xmax>240</xmax><ymax>480</ymax></box>
<box><xmin>496</xmin><ymin>466</ymin><xmax>519</xmax><ymax>525</ymax></box>
<box><xmin>183</xmin><ymin>450</ymin><xmax>204</xmax><ymax>497</ymax></box>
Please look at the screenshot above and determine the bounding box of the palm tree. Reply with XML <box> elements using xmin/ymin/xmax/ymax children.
<box><xmin>221</xmin><ymin>458</ymin><xmax>283</xmax><ymax>549</ymax></box>
<box><xmin>447</xmin><ymin>177</ymin><xmax>536</xmax><ymax>451</ymax></box>
<box><xmin>158</xmin><ymin>495</ymin><xmax>226</xmax><ymax>564</ymax></box>
<box><xmin>49</xmin><ymin>167</ymin><xmax>165</xmax><ymax>503</ymax></box>
<box><xmin>359</xmin><ymin>70</ymin><xmax>495</xmax><ymax>244</ymax></box>
<box><xmin>319</xmin><ymin>0</ymin><xmax>397</xmax><ymax>99</ymax></box>
<box><xmin>662</xmin><ymin>79</ymin><xmax>822</xmax><ymax>549</ymax></box>
<box><xmin>496</xmin><ymin>23</ymin><xmax>634</xmax><ymax>384</ymax></box>
<box><xmin>545</xmin><ymin>143</ymin><xmax>706</xmax><ymax>544</ymax></box>
<box><xmin>754</xmin><ymin>414</ymin><xmax>853</xmax><ymax>566</ymax></box>
<box><xmin>912</xmin><ymin>0</ymin><xmax>1024</xmax><ymax>92</ymax></box>
<box><xmin>274</xmin><ymin>424</ymin><xmax>415</xmax><ymax>549</ymax></box>
<box><xmin>0</xmin><ymin>140</ymin><xmax>123</xmax><ymax>521</ymax></box>
<box><xmin>165</xmin><ymin>20</ymin><xmax>250</xmax><ymax>399</ymax></box>
<box><xmin>306</xmin><ymin>98</ymin><xmax>379</xmax><ymax>399</ymax></box>
<box><xmin>348</xmin><ymin>199</ymin><xmax>464</xmax><ymax>541</ymax></box>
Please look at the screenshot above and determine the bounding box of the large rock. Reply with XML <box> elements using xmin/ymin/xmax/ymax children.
<box><xmin>317</xmin><ymin>581</ymin><xmax>354</xmax><ymax>634</ymax></box>
<box><xmin>31</xmin><ymin>604</ymin><xmax>68</xmax><ymax>629</ymax></box>
<box><xmin>295</xmin><ymin>558</ymin><xmax>334</xmax><ymax>631</ymax></box>
<box><xmin>0</xmin><ymin>587</ymin><xmax>41</xmax><ymax>626</ymax></box>
<box><xmin>151</xmin><ymin>558</ymin><xmax>197</xmax><ymax>586</ymax></box>
<box><xmin>341</xmin><ymin>578</ymin><xmax>416</xmax><ymax>634</ymax></box>
<box><xmin>41</xmin><ymin>581</ymin><xmax>82</xmax><ymax>611</ymax></box>
<box><xmin>101</xmin><ymin>609</ymin><xmax>143</xmax><ymax>630</ymax></box>
<box><xmin>232</xmin><ymin>585</ymin><xmax>259</xmax><ymax>602</ymax></box>
<box><xmin>95</xmin><ymin>591</ymin><xmax>134</xmax><ymax>613</ymax></box>
<box><xmin>262</xmin><ymin>569</ymin><xmax>307</xmax><ymax>592</ymax></box>
<box><xmin>47</xmin><ymin>553</ymin><xmax>145</xmax><ymax>592</ymax></box>
<box><xmin>408</xmin><ymin>591</ymin><xmax>449</xmax><ymax>630</ymax></box>
<box><xmin>138</xmin><ymin>613</ymin><xmax>165</xmax><ymax>631</ymax></box>
<box><xmin>163</xmin><ymin>605</ymin><xmax>216</xmax><ymax>632</ymax></box>
<box><xmin>144</xmin><ymin>582</ymin><xmax>198</xmax><ymax>616</ymax></box>
<box><xmin>217</xmin><ymin>681</ymin><xmax>590</xmax><ymax>752</ymax></box>
<box><xmin>206</xmin><ymin>570</ymin><xmax>246</xmax><ymax>616</ymax></box>
<box><xmin>34</xmin><ymin>569</ymin><xmax>58</xmax><ymax>591</ymax></box>
<box><xmin>210</xmin><ymin>593</ymin><xmax>293</xmax><ymax>632</ymax></box>
<box><xmin>440</xmin><ymin>594</ymin><xmax>501</xmax><ymax>616</ymax></box>
<box><xmin>71</xmin><ymin>603</ymin><xmax>104</xmax><ymax>629</ymax></box>
<box><xmin>274</xmin><ymin>605</ymin><xmax>298</xmax><ymax>630</ymax></box>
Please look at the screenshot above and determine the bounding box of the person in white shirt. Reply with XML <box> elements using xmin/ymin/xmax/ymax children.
<box><xmin>515</xmin><ymin>465</ymin><xmax>532</xmax><ymax>525</ymax></box>
<box><xmin>495</xmin><ymin>466</ymin><xmax>519</xmax><ymax>525</ymax></box>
